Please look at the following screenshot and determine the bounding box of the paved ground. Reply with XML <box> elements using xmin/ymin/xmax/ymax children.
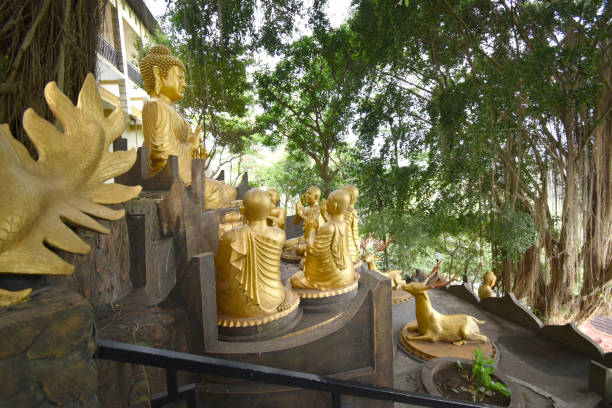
<box><xmin>391</xmin><ymin>289</ymin><xmax>603</xmax><ymax>408</ymax></box>
<box><xmin>591</xmin><ymin>318</ymin><xmax>612</xmax><ymax>334</ymax></box>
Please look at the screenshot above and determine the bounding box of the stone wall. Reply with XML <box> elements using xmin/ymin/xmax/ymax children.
<box><xmin>0</xmin><ymin>288</ymin><xmax>97</xmax><ymax>407</ymax></box>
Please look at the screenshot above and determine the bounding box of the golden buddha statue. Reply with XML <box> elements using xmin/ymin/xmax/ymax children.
<box><xmin>478</xmin><ymin>271</ymin><xmax>497</xmax><ymax>299</ymax></box>
<box><xmin>343</xmin><ymin>185</ymin><xmax>361</xmax><ymax>264</ymax></box>
<box><xmin>267</xmin><ymin>189</ymin><xmax>286</xmax><ymax>230</ymax></box>
<box><xmin>140</xmin><ymin>45</ymin><xmax>236</xmax><ymax>209</ymax></box>
<box><xmin>215</xmin><ymin>189</ymin><xmax>297</xmax><ymax>321</ymax></box>
<box><xmin>290</xmin><ymin>189</ymin><xmax>356</xmax><ymax>290</ymax></box>
<box><xmin>283</xmin><ymin>186</ymin><xmax>326</xmax><ymax>257</ymax></box>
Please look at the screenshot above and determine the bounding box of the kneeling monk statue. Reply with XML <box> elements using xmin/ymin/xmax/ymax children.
<box><xmin>140</xmin><ymin>45</ymin><xmax>236</xmax><ymax>209</ymax></box>
<box><xmin>290</xmin><ymin>189</ymin><xmax>356</xmax><ymax>290</ymax></box>
<box><xmin>215</xmin><ymin>188</ymin><xmax>297</xmax><ymax>322</ymax></box>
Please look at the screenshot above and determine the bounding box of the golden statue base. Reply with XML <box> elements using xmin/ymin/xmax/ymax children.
<box><xmin>292</xmin><ymin>279</ymin><xmax>359</xmax><ymax>312</ymax></box>
<box><xmin>392</xmin><ymin>289</ymin><xmax>413</xmax><ymax>305</ymax></box>
<box><xmin>398</xmin><ymin>320</ymin><xmax>496</xmax><ymax>361</ymax></box>
<box><xmin>217</xmin><ymin>290</ymin><xmax>302</xmax><ymax>342</ymax></box>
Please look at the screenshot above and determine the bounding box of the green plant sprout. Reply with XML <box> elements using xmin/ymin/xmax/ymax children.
<box><xmin>455</xmin><ymin>347</ymin><xmax>510</xmax><ymax>402</ymax></box>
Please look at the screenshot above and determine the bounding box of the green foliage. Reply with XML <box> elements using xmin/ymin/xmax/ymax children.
<box><xmin>250</xmin><ymin>151</ymin><xmax>320</xmax><ymax>209</ymax></box>
<box><xmin>489</xmin><ymin>208</ymin><xmax>537</xmax><ymax>261</ymax></box>
<box><xmin>456</xmin><ymin>347</ymin><xmax>510</xmax><ymax>403</ymax></box>
<box><xmin>256</xmin><ymin>26</ymin><xmax>366</xmax><ymax>195</ymax></box>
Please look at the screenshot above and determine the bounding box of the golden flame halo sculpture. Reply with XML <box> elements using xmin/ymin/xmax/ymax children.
<box><xmin>0</xmin><ymin>73</ymin><xmax>142</xmax><ymax>306</ymax></box>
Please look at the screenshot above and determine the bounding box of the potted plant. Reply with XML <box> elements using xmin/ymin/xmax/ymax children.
<box><xmin>421</xmin><ymin>348</ymin><xmax>525</xmax><ymax>407</ymax></box>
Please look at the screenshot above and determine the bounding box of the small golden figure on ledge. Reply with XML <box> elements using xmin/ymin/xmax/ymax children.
<box><xmin>478</xmin><ymin>271</ymin><xmax>497</xmax><ymax>299</ymax></box>
<box><xmin>267</xmin><ymin>189</ymin><xmax>286</xmax><ymax>230</ymax></box>
<box><xmin>361</xmin><ymin>240</ymin><xmax>406</xmax><ymax>289</ymax></box>
<box><xmin>283</xmin><ymin>186</ymin><xmax>326</xmax><ymax>258</ymax></box>
<box><xmin>343</xmin><ymin>185</ymin><xmax>361</xmax><ymax>265</ymax></box>
<box><xmin>140</xmin><ymin>45</ymin><xmax>236</xmax><ymax>209</ymax></box>
<box><xmin>400</xmin><ymin>262</ymin><xmax>488</xmax><ymax>346</ymax></box>
<box><xmin>290</xmin><ymin>189</ymin><xmax>356</xmax><ymax>290</ymax></box>
<box><xmin>215</xmin><ymin>189</ymin><xmax>298</xmax><ymax>325</ymax></box>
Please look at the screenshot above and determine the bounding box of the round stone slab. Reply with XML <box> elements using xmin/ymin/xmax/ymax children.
<box><xmin>398</xmin><ymin>320</ymin><xmax>496</xmax><ymax>361</ymax></box>
<box><xmin>392</xmin><ymin>289</ymin><xmax>413</xmax><ymax>305</ymax></box>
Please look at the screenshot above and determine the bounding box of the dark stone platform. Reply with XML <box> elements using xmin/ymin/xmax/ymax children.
<box><xmin>184</xmin><ymin>262</ymin><xmax>393</xmax><ymax>408</ymax></box>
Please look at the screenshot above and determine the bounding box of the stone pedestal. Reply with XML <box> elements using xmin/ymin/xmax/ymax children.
<box><xmin>398</xmin><ymin>321</ymin><xmax>497</xmax><ymax>362</ymax></box>
<box><xmin>0</xmin><ymin>287</ymin><xmax>97</xmax><ymax>407</ymax></box>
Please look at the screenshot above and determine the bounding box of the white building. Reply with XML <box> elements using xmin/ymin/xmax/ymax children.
<box><xmin>96</xmin><ymin>0</ymin><xmax>156</xmax><ymax>151</ymax></box>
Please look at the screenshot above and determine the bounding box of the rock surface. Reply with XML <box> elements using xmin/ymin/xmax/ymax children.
<box><xmin>0</xmin><ymin>287</ymin><xmax>97</xmax><ymax>407</ymax></box>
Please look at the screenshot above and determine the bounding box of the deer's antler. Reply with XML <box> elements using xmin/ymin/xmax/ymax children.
<box><xmin>426</xmin><ymin>265</ymin><xmax>460</xmax><ymax>289</ymax></box>
<box><xmin>424</xmin><ymin>260</ymin><xmax>444</xmax><ymax>283</ymax></box>
<box><xmin>360</xmin><ymin>240</ymin><xmax>369</xmax><ymax>251</ymax></box>
<box><xmin>374</xmin><ymin>238</ymin><xmax>395</xmax><ymax>254</ymax></box>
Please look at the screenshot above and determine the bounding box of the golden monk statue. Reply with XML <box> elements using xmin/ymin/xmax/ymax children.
<box><xmin>283</xmin><ymin>186</ymin><xmax>326</xmax><ymax>257</ymax></box>
<box><xmin>140</xmin><ymin>45</ymin><xmax>236</xmax><ymax>209</ymax></box>
<box><xmin>343</xmin><ymin>185</ymin><xmax>361</xmax><ymax>264</ymax></box>
<box><xmin>217</xmin><ymin>210</ymin><xmax>243</xmax><ymax>238</ymax></box>
<box><xmin>478</xmin><ymin>271</ymin><xmax>497</xmax><ymax>299</ymax></box>
<box><xmin>215</xmin><ymin>189</ymin><xmax>296</xmax><ymax>320</ymax></box>
<box><xmin>267</xmin><ymin>189</ymin><xmax>286</xmax><ymax>230</ymax></box>
<box><xmin>290</xmin><ymin>189</ymin><xmax>356</xmax><ymax>290</ymax></box>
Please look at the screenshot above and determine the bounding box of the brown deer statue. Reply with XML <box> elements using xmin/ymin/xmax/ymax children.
<box><xmin>361</xmin><ymin>239</ymin><xmax>406</xmax><ymax>289</ymax></box>
<box><xmin>401</xmin><ymin>261</ymin><xmax>488</xmax><ymax>346</ymax></box>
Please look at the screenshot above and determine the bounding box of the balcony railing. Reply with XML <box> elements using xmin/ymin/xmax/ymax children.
<box><xmin>96</xmin><ymin>339</ymin><xmax>493</xmax><ymax>408</ymax></box>
<box><xmin>97</xmin><ymin>35</ymin><xmax>122</xmax><ymax>71</ymax></box>
<box><xmin>127</xmin><ymin>62</ymin><xmax>143</xmax><ymax>85</ymax></box>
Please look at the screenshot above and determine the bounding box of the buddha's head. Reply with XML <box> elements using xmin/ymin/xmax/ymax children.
<box><xmin>303</xmin><ymin>186</ymin><xmax>321</xmax><ymax>206</ymax></box>
<box><xmin>140</xmin><ymin>45</ymin><xmax>186</xmax><ymax>102</ymax></box>
<box><xmin>343</xmin><ymin>185</ymin><xmax>359</xmax><ymax>206</ymax></box>
<box><xmin>243</xmin><ymin>188</ymin><xmax>274</xmax><ymax>222</ymax></box>
<box><xmin>483</xmin><ymin>271</ymin><xmax>496</xmax><ymax>288</ymax></box>
<box><xmin>326</xmin><ymin>189</ymin><xmax>350</xmax><ymax>217</ymax></box>
<box><xmin>267</xmin><ymin>189</ymin><xmax>280</xmax><ymax>206</ymax></box>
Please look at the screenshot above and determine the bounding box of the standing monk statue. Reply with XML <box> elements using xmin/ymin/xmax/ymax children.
<box><xmin>267</xmin><ymin>189</ymin><xmax>287</xmax><ymax>230</ymax></box>
<box><xmin>140</xmin><ymin>45</ymin><xmax>237</xmax><ymax>209</ymax></box>
<box><xmin>283</xmin><ymin>186</ymin><xmax>326</xmax><ymax>257</ymax></box>
<box><xmin>343</xmin><ymin>185</ymin><xmax>361</xmax><ymax>265</ymax></box>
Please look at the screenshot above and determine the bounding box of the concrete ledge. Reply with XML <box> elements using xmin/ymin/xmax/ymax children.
<box><xmin>542</xmin><ymin>323</ymin><xmax>604</xmax><ymax>361</ymax></box>
<box><xmin>479</xmin><ymin>293</ymin><xmax>543</xmax><ymax>334</ymax></box>
<box><xmin>589</xmin><ymin>360</ymin><xmax>612</xmax><ymax>403</ymax></box>
<box><xmin>604</xmin><ymin>352</ymin><xmax>612</xmax><ymax>368</ymax></box>
<box><xmin>446</xmin><ymin>283</ymin><xmax>479</xmax><ymax>305</ymax></box>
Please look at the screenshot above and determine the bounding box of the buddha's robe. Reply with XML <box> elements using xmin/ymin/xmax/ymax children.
<box><xmin>215</xmin><ymin>225</ymin><xmax>285</xmax><ymax>317</ymax></box>
<box><xmin>344</xmin><ymin>206</ymin><xmax>360</xmax><ymax>264</ymax></box>
<box><xmin>290</xmin><ymin>219</ymin><xmax>355</xmax><ymax>290</ymax></box>
<box><xmin>143</xmin><ymin>98</ymin><xmax>236</xmax><ymax>208</ymax></box>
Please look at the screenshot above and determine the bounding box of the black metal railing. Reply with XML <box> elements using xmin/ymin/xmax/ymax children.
<box><xmin>97</xmin><ymin>35</ymin><xmax>122</xmax><ymax>71</ymax></box>
<box><xmin>95</xmin><ymin>339</ymin><xmax>494</xmax><ymax>408</ymax></box>
<box><xmin>127</xmin><ymin>62</ymin><xmax>143</xmax><ymax>85</ymax></box>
